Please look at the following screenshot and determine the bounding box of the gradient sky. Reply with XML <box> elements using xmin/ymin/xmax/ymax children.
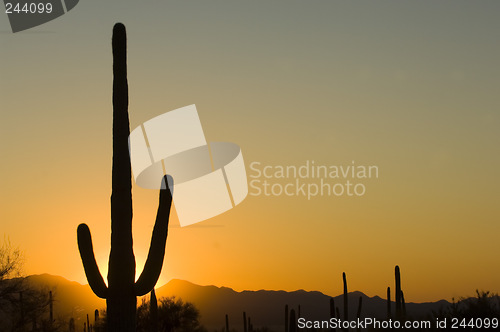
<box><xmin>1</xmin><ymin>1</ymin><xmax>499</xmax><ymax>303</ymax></box>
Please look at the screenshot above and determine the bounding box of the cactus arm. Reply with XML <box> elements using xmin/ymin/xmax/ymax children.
<box><xmin>77</xmin><ymin>224</ymin><xmax>108</xmax><ymax>298</ymax></box>
<box><xmin>135</xmin><ymin>175</ymin><xmax>173</xmax><ymax>296</ymax></box>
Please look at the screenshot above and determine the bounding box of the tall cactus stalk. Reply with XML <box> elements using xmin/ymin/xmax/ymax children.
<box><xmin>395</xmin><ymin>265</ymin><xmax>402</xmax><ymax>319</ymax></box>
<box><xmin>342</xmin><ymin>272</ymin><xmax>348</xmax><ymax>321</ymax></box>
<box><xmin>243</xmin><ymin>311</ymin><xmax>247</xmax><ymax>332</ymax></box>
<box><xmin>94</xmin><ymin>309</ymin><xmax>100</xmax><ymax>332</ymax></box>
<box><xmin>69</xmin><ymin>318</ymin><xmax>75</xmax><ymax>332</ymax></box>
<box><xmin>77</xmin><ymin>23</ymin><xmax>173</xmax><ymax>332</ymax></box>
<box><xmin>225</xmin><ymin>314</ymin><xmax>229</xmax><ymax>332</ymax></box>
<box><xmin>329</xmin><ymin>298</ymin><xmax>336</xmax><ymax>332</ymax></box>
<box><xmin>356</xmin><ymin>296</ymin><xmax>362</xmax><ymax>319</ymax></box>
<box><xmin>386</xmin><ymin>287</ymin><xmax>391</xmax><ymax>319</ymax></box>
<box><xmin>401</xmin><ymin>290</ymin><xmax>407</xmax><ymax>317</ymax></box>
<box><xmin>289</xmin><ymin>309</ymin><xmax>296</xmax><ymax>332</ymax></box>
<box><xmin>356</xmin><ymin>296</ymin><xmax>362</xmax><ymax>332</ymax></box>
<box><xmin>49</xmin><ymin>290</ymin><xmax>53</xmax><ymax>327</ymax></box>
<box><xmin>150</xmin><ymin>289</ymin><xmax>158</xmax><ymax>332</ymax></box>
<box><xmin>285</xmin><ymin>304</ymin><xmax>288</xmax><ymax>332</ymax></box>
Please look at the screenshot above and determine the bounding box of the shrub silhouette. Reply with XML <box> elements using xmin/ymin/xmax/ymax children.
<box><xmin>136</xmin><ymin>296</ymin><xmax>205</xmax><ymax>332</ymax></box>
<box><xmin>434</xmin><ymin>290</ymin><xmax>500</xmax><ymax>319</ymax></box>
<box><xmin>77</xmin><ymin>23</ymin><xmax>173</xmax><ymax>332</ymax></box>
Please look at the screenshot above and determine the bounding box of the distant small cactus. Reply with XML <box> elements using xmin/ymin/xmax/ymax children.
<box><xmin>387</xmin><ymin>286</ymin><xmax>391</xmax><ymax>319</ymax></box>
<box><xmin>395</xmin><ymin>265</ymin><xmax>402</xmax><ymax>318</ymax></box>
<box><xmin>150</xmin><ymin>289</ymin><xmax>158</xmax><ymax>332</ymax></box>
<box><xmin>289</xmin><ymin>309</ymin><xmax>297</xmax><ymax>332</ymax></box>
<box><xmin>343</xmin><ymin>272</ymin><xmax>348</xmax><ymax>321</ymax></box>
<box><xmin>285</xmin><ymin>304</ymin><xmax>288</xmax><ymax>332</ymax></box>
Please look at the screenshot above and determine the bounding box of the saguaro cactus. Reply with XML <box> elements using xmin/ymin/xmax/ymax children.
<box><xmin>356</xmin><ymin>296</ymin><xmax>362</xmax><ymax>319</ymax></box>
<box><xmin>395</xmin><ymin>265</ymin><xmax>402</xmax><ymax>318</ymax></box>
<box><xmin>342</xmin><ymin>272</ymin><xmax>348</xmax><ymax>321</ymax></box>
<box><xmin>94</xmin><ymin>309</ymin><xmax>100</xmax><ymax>332</ymax></box>
<box><xmin>329</xmin><ymin>298</ymin><xmax>336</xmax><ymax>332</ymax></box>
<box><xmin>289</xmin><ymin>309</ymin><xmax>296</xmax><ymax>332</ymax></box>
<box><xmin>49</xmin><ymin>291</ymin><xmax>53</xmax><ymax>327</ymax></box>
<box><xmin>285</xmin><ymin>304</ymin><xmax>288</xmax><ymax>332</ymax></box>
<box><xmin>77</xmin><ymin>23</ymin><xmax>173</xmax><ymax>332</ymax></box>
<box><xmin>69</xmin><ymin>318</ymin><xmax>75</xmax><ymax>332</ymax></box>
<box><xmin>356</xmin><ymin>296</ymin><xmax>363</xmax><ymax>332</ymax></box>
<box><xmin>150</xmin><ymin>289</ymin><xmax>158</xmax><ymax>332</ymax></box>
<box><xmin>386</xmin><ymin>287</ymin><xmax>391</xmax><ymax>319</ymax></box>
<box><xmin>401</xmin><ymin>290</ymin><xmax>407</xmax><ymax>317</ymax></box>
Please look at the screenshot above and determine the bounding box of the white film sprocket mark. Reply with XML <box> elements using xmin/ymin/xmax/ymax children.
<box><xmin>128</xmin><ymin>105</ymin><xmax>248</xmax><ymax>227</ymax></box>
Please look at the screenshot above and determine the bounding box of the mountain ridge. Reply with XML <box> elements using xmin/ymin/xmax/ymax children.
<box><xmin>4</xmin><ymin>274</ymin><xmax>450</xmax><ymax>330</ymax></box>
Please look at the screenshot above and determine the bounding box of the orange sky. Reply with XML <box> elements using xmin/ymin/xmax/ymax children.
<box><xmin>1</xmin><ymin>1</ymin><xmax>499</xmax><ymax>303</ymax></box>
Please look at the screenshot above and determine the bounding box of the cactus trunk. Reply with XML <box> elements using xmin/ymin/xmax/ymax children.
<box><xmin>356</xmin><ymin>296</ymin><xmax>362</xmax><ymax>332</ymax></box>
<box><xmin>401</xmin><ymin>290</ymin><xmax>406</xmax><ymax>317</ymax></box>
<box><xmin>342</xmin><ymin>272</ymin><xmax>348</xmax><ymax>321</ymax></box>
<box><xmin>49</xmin><ymin>291</ymin><xmax>53</xmax><ymax>327</ymax></box>
<box><xmin>94</xmin><ymin>309</ymin><xmax>100</xmax><ymax>332</ymax></box>
<box><xmin>386</xmin><ymin>287</ymin><xmax>391</xmax><ymax>319</ymax></box>
<box><xmin>285</xmin><ymin>304</ymin><xmax>288</xmax><ymax>332</ymax></box>
<box><xmin>107</xmin><ymin>22</ymin><xmax>137</xmax><ymax>332</ymax></box>
<box><xmin>395</xmin><ymin>265</ymin><xmax>401</xmax><ymax>318</ymax></box>
<box><xmin>77</xmin><ymin>23</ymin><xmax>173</xmax><ymax>332</ymax></box>
<box><xmin>150</xmin><ymin>289</ymin><xmax>158</xmax><ymax>332</ymax></box>
<box><xmin>329</xmin><ymin>298</ymin><xmax>336</xmax><ymax>332</ymax></box>
<box><xmin>289</xmin><ymin>309</ymin><xmax>296</xmax><ymax>332</ymax></box>
<box><xmin>69</xmin><ymin>317</ymin><xmax>75</xmax><ymax>332</ymax></box>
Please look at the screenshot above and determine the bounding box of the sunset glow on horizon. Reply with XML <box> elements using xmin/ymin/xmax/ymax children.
<box><xmin>1</xmin><ymin>0</ymin><xmax>499</xmax><ymax>305</ymax></box>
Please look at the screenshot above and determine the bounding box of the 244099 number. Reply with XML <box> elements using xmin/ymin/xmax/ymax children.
<box><xmin>5</xmin><ymin>2</ymin><xmax>53</xmax><ymax>14</ymax></box>
<box><xmin>451</xmin><ymin>317</ymin><xmax>499</xmax><ymax>329</ymax></box>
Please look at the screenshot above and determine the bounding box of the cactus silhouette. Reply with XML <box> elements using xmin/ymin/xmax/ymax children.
<box><xmin>48</xmin><ymin>290</ymin><xmax>53</xmax><ymax>328</ymax></box>
<box><xmin>94</xmin><ymin>309</ymin><xmax>100</xmax><ymax>332</ymax></box>
<box><xmin>356</xmin><ymin>296</ymin><xmax>363</xmax><ymax>332</ymax></box>
<box><xmin>289</xmin><ymin>309</ymin><xmax>296</xmax><ymax>332</ymax></box>
<box><xmin>401</xmin><ymin>290</ymin><xmax>407</xmax><ymax>317</ymax></box>
<box><xmin>356</xmin><ymin>296</ymin><xmax>362</xmax><ymax>318</ymax></box>
<box><xmin>395</xmin><ymin>265</ymin><xmax>402</xmax><ymax>318</ymax></box>
<box><xmin>342</xmin><ymin>272</ymin><xmax>348</xmax><ymax>321</ymax></box>
<box><xmin>243</xmin><ymin>311</ymin><xmax>247</xmax><ymax>332</ymax></box>
<box><xmin>285</xmin><ymin>304</ymin><xmax>288</xmax><ymax>332</ymax></box>
<box><xmin>76</xmin><ymin>23</ymin><xmax>173</xmax><ymax>332</ymax></box>
<box><xmin>69</xmin><ymin>317</ymin><xmax>75</xmax><ymax>332</ymax></box>
<box><xmin>386</xmin><ymin>286</ymin><xmax>391</xmax><ymax>319</ymax></box>
<box><xmin>329</xmin><ymin>298</ymin><xmax>336</xmax><ymax>332</ymax></box>
<box><xmin>150</xmin><ymin>289</ymin><xmax>158</xmax><ymax>332</ymax></box>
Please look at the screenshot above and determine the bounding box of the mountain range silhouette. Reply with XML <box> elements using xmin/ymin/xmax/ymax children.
<box><xmin>5</xmin><ymin>274</ymin><xmax>453</xmax><ymax>330</ymax></box>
